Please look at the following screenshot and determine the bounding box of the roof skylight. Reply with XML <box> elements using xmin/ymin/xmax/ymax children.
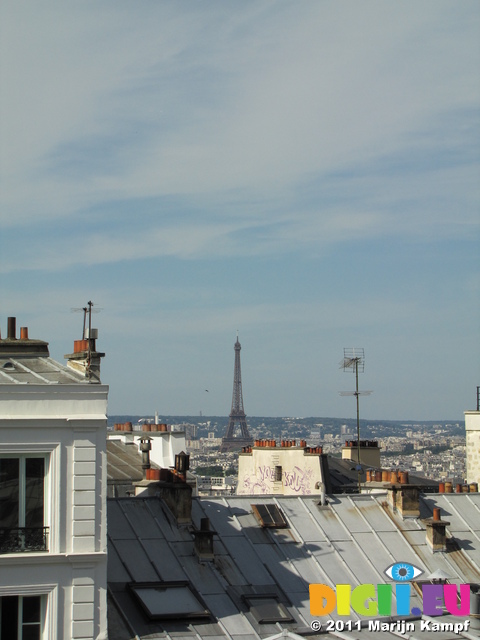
<box><xmin>129</xmin><ymin>582</ymin><xmax>210</xmax><ymax>620</ymax></box>
<box><xmin>251</xmin><ymin>504</ymin><xmax>288</xmax><ymax>528</ymax></box>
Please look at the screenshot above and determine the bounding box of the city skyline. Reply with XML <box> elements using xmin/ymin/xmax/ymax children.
<box><xmin>1</xmin><ymin>2</ymin><xmax>479</xmax><ymax>421</ymax></box>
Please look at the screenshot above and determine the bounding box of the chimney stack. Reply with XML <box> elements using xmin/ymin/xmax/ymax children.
<box><xmin>426</xmin><ymin>507</ymin><xmax>450</xmax><ymax>552</ymax></box>
<box><xmin>193</xmin><ymin>518</ymin><xmax>215</xmax><ymax>560</ymax></box>
<box><xmin>64</xmin><ymin>328</ymin><xmax>105</xmax><ymax>382</ymax></box>
<box><xmin>7</xmin><ymin>317</ymin><xmax>16</xmax><ymax>339</ymax></box>
<box><xmin>387</xmin><ymin>483</ymin><xmax>420</xmax><ymax>518</ymax></box>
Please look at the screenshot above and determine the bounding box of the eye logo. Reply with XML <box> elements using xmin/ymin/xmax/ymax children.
<box><xmin>384</xmin><ymin>562</ymin><xmax>423</xmax><ymax>582</ymax></box>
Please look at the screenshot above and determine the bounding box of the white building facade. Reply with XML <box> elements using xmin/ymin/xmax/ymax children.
<box><xmin>466</xmin><ymin>395</ymin><xmax>480</xmax><ymax>484</ymax></box>
<box><xmin>0</xmin><ymin>318</ymin><xmax>108</xmax><ymax>639</ymax></box>
<box><xmin>237</xmin><ymin>440</ymin><xmax>327</xmax><ymax>495</ymax></box>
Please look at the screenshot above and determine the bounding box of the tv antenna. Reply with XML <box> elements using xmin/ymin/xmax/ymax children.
<box><xmin>339</xmin><ymin>348</ymin><xmax>373</xmax><ymax>492</ymax></box>
<box><xmin>71</xmin><ymin>301</ymin><xmax>102</xmax><ymax>339</ymax></box>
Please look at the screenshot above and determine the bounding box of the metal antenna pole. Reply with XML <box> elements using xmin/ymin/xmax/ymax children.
<box><xmin>339</xmin><ymin>348</ymin><xmax>373</xmax><ymax>494</ymax></box>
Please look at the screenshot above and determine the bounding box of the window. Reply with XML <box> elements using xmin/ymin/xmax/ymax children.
<box><xmin>129</xmin><ymin>582</ymin><xmax>210</xmax><ymax>620</ymax></box>
<box><xmin>243</xmin><ymin>594</ymin><xmax>294</xmax><ymax>624</ymax></box>
<box><xmin>274</xmin><ymin>466</ymin><xmax>282</xmax><ymax>482</ymax></box>
<box><xmin>0</xmin><ymin>595</ymin><xmax>44</xmax><ymax>639</ymax></box>
<box><xmin>251</xmin><ymin>504</ymin><xmax>288</xmax><ymax>528</ymax></box>
<box><xmin>0</xmin><ymin>456</ymin><xmax>48</xmax><ymax>553</ymax></box>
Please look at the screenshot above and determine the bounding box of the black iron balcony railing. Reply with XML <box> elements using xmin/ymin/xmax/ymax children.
<box><xmin>0</xmin><ymin>527</ymin><xmax>49</xmax><ymax>554</ymax></box>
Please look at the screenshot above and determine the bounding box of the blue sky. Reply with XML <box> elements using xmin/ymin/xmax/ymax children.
<box><xmin>0</xmin><ymin>1</ymin><xmax>479</xmax><ymax>421</ymax></box>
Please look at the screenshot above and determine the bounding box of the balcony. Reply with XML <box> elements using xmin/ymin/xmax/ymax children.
<box><xmin>0</xmin><ymin>527</ymin><xmax>49</xmax><ymax>554</ymax></box>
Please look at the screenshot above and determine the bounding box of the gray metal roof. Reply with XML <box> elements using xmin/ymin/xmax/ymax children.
<box><xmin>0</xmin><ymin>353</ymin><xmax>86</xmax><ymax>385</ymax></box>
<box><xmin>107</xmin><ymin>492</ymin><xmax>480</xmax><ymax>639</ymax></box>
<box><xmin>107</xmin><ymin>440</ymin><xmax>145</xmax><ymax>484</ymax></box>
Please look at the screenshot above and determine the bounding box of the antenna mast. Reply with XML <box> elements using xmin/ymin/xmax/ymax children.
<box><xmin>339</xmin><ymin>348</ymin><xmax>373</xmax><ymax>492</ymax></box>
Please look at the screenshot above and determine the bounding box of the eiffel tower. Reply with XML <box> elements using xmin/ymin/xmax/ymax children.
<box><xmin>220</xmin><ymin>335</ymin><xmax>253</xmax><ymax>453</ymax></box>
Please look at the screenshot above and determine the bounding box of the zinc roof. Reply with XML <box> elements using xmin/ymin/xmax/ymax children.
<box><xmin>107</xmin><ymin>492</ymin><xmax>480</xmax><ymax>640</ymax></box>
<box><xmin>0</xmin><ymin>354</ymin><xmax>86</xmax><ymax>385</ymax></box>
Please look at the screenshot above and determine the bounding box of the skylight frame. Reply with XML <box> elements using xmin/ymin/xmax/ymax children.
<box><xmin>129</xmin><ymin>581</ymin><xmax>210</xmax><ymax>621</ymax></box>
<box><xmin>251</xmin><ymin>503</ymin><xmax>289</xmax><ymax>528</ymax></box>
<box><xmin>243</xmin><ymin>593</ymin><xmax>294</xmax><ymax>624</ymax></box>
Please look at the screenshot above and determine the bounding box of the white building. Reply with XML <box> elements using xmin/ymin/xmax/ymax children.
<box><xmin>237</xmin><ymin>440</ymin><xmax>329</xmax><ymax>495</ymax></box>
<box><xmin>0</xmin><ymin>317</ymin><xmax>108</xmax><ymax>640</ymax></box>
<box><xmin>465</xmin><ymin>389</ymin><xmax>480</xmax><ymax>484</ymax></box>
<box><xmin>107</xmin><ymin>424</ymin><xmax>186</xmax><ymax>470</ymax></box>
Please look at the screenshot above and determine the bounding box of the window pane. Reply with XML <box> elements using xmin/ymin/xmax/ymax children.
<box><xmin>22</xmin><ymin>596</ymin><xmax>41</xmax><ymax>624</ymax></box>
<box><xmin>0</xmin><ymin>459</ymin><xmax>19</xmax><ymax>529</ymax></box>
<box><xmin>0</xmin><ymin>595</ymin><xmax>18</xmax><ymax>639</ymax></box>
<box><xmin>22</xmin><ymin>625</ymin><xmax>41</xmax><ymax>640</ymax></box>
<box><xmin>25</xmin><ymin>459</ymin><xmax>44</xmax><ymax>529</ymax></box>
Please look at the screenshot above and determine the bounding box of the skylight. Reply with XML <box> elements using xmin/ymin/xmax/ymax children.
<box><xmin>129</xmin><ymin>582</ymin><xmax>210</xmax><ymax>620</ymax></box>
<box><xmin>244</xmin><ymin>594</ymin><xmax>294</xmax><ymax>624</ymax></box>
<box><xmin>251</xmin><ymin>504</ymin><xmax>288</xmax><ymax>528</ymax></box>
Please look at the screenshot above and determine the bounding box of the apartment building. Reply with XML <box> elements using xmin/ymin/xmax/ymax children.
<box><xmin>0</xmin><ymin>317</ymin><xmax>108</xmax><ymax>640</ymax></box>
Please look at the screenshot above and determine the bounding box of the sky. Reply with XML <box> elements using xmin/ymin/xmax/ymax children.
<box><xmin>0</xmin><ymin>1</ymin><xmax>479</xmax><ymax>422</ymax></box>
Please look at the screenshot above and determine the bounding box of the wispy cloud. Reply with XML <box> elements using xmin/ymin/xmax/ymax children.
<box><xmin>0</xmin><ymin>1</ymin><xmax>478</xmax><ymax>419</ymax></box>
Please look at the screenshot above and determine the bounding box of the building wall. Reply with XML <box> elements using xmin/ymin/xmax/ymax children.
<box><xmin>0</xmin><ymin>385</ymin><xmax>108</xmax><ymax>640</ymax></box>
<box><xmin>107</xmin><ymin>429</ymin><xmax>186</xmax><ymax>469</ymax></box>
<box><xmin>341</xmin><ymin>445</ymin><xmax>381</xmax><ymax>468</ymax></box>
<box><xmin>465</xmin><ymin>411</ymin><xmax>480</xmax><ymax>484</ymax></box>
<box><xmin>237</xmin><ymin>448</ymin><xmax>323</xmax><ymax>495</ymax></box>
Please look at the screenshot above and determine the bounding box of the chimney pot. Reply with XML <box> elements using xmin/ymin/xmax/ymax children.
<box><xmin>20</xmin><ymin>327</ymin><xmax>28</xmax><ymax>340</ymax></box>
<box><xmin>7</xmin><ymin>317</ymin><xmax>16</xmax><ymax>339</ymax></box>
<box><xmin>433</xmin><ymin>507</ymin><xmax>441</xmax><ymax>521</ymax></box>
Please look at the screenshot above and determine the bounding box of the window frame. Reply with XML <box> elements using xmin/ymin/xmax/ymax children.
<box><xmin>0</xmin><ymin>444</ymin><xmax>59</xmax><ymax>555</ymax></box>
<box><xmin>0</xmin><ymin>586</ymin><xmax>57</xmax><ymax>640</ymax></box>
<box><xmin>0</xmin><ymin>454</ymin><xmax>48</xmax><ymax>528</ymax></box>
<box><xmin>0</xmin><ymin>594</ymin><xmax>45</xmax><ymax>639</ymax></box>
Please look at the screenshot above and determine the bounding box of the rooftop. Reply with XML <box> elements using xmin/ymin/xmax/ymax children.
<box><xmin>0</xmin><ymin>315</ymin><xmax>104</xmax><ymax>385</ymax></box>
<box><xmin>107</xmin><ymin>491</ymin><xmax>480</xmax><ymax>639</ymax></box>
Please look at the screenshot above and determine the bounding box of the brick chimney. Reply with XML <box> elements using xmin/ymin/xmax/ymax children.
<box><xmin>425</xmin><ymin>507</ymin><xmax>450</xmax><ymax>553</ymax></box>
<box><xmin>387</xmin><ymin>474</ymin><xmax>420</xmax><ymax>518</ymax></box>
<box><xmin>64</xmin><ymin>327</ymin><xmax>105</xmax><ymax>382</ymax></box>
<box><xmin>0</xmin><ymin>317</ymin><xmax>49</xmax><ymax>356</ymax></box>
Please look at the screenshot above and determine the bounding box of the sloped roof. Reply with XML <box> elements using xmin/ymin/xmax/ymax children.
<box><xmin>0</xmin><ymin>353</ymin><xmax>86</xmax><ymax>385</ymax></box>
<box><xmin>107</xmin><ymin>440</ymin><xmax>146</xmax><ymax>483</ymax></box>
<box><xmin>107</xmin><ymin>492</ymin><xmax>480</xmax><ymax>639</ymax></box>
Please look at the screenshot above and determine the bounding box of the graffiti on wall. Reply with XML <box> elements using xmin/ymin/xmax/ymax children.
<box><xmin>241</xmin><ymin>464</ymin><xmax>315</xmax><ymax>494</ymax></box>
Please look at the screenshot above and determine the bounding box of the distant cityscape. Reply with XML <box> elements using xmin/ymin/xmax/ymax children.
<box><xmin>109</xmin><ymin>415</ymin><xmax>466</xmax><ymax>490</ymax></box>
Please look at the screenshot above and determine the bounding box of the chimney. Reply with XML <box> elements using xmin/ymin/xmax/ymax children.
<box><xmin>425</xmin><ymin>507</ymin><xmax>450</xmax><ymax>552</ymax></box>
<box><xmin>174</xmin><ymin>451</ymin><xmax>190</xmax><ymax>479</ymax></box>
<box><xmin>0</xmin><ymin>318</ymin><xmax>49</xmax><ymax>356</ymax></box>
<box><xmin>387</xmin><ymin>481</ymin><xmax>420</xmax><ymax>518</ymax></box>
<box><xmin>193</xmin><ymin>517</ymin><xmax>215</xmax><ymax>560</ymax></box>
<box><xmin>64</xmin><ymin>327</ymin><xmax>105</xmax><ymax>382</ymax></box>
<box><xmin>138</xmin><ymin>436</ymin><xmax>152</xmax><ymax>476</ymax></box>
<box><xmin>7</xmin><ymin>317</ymin><xmax>16</xmax><ymax>339</ymax></box>
<box><xmin>341</xmin><ymin>439</ymin><xmax>381</xmax><ymax>468</ymax></box>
